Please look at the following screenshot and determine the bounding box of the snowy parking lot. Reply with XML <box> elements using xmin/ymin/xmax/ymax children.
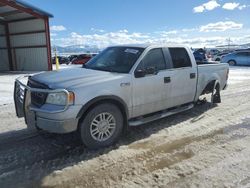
<box><xmin>0</xmin><ymin>66</ymin><xmax>250</xmax><ymax>187</ymax></box>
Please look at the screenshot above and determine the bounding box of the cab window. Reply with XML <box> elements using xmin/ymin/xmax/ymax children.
<box><xmin>137</xmin><ymin>48</ymin><xmax>166</xmax><ymax>71</ymax></box>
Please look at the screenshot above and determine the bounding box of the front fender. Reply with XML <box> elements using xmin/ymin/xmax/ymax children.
<box><xmin>76</xmin><ymin>95</ymin><xmax>129</xmax><ymax>120</ymax></box>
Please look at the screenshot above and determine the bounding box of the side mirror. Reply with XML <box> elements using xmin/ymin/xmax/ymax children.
<box><xmin>146</xmin><ymin>67</ymin><xmax>157</xmax><ymax>75</ymax></box>
<box><xmin>134</xmin><ymin>67</ymin><xmax>158</xmax><ymax>78</ymax></box>
<box><xmin>134</xmin><ymin>69</ymin><xmax>146</xmax><ymax>78</ymax></box>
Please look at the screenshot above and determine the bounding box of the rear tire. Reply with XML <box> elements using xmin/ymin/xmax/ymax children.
<box><xmin>79</xmin><ymin>103</ymin><xmax>123</xmax><ymax>149</ymax></box>
<box><xmin>228</xmin><ymin>60</ymin><xmax>236</xmax><ymax>66</ymax></box>
<box><xmin>211</xmin><ymin>83</ymin><xmax>221</xmax><ymax>103</ymax></box>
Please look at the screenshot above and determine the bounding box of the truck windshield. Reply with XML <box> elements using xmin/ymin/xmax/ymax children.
<box><xmin>83</xmin><ymin>47</ymin><xmax>144</xmax><ymax>73</ymax></box>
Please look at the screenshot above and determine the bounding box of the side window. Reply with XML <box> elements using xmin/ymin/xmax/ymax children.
<box><xmin>137</xmin><ymin>48</ymin><xmax>166</xmax><ymax>71</ymax></box>
<box><xmin>169</xmin><ymin>48</ymin><xmax>192</xmax><ymax>68</ymax></box>
<box><xmin>237</xmin><ymin>52</ymin><xmax>248</xmax><ymax>57</ymax></box>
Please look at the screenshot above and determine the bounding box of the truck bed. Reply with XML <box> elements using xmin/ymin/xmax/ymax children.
<box><xmin>195</xmin><ymin>63</ymin><xmax>229</xmax><ymax>101</ymax></box>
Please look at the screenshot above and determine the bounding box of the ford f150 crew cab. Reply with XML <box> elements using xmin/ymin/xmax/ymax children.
<box><xmin>14</xmin><ymin>44</ymin><xmax>229</xmax><ymax>148</ymax></box>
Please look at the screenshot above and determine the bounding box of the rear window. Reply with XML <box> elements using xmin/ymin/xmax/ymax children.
<box><xmin>169</xmin><ymin>48</ymin><xmax>192</xmax><ymax>68</ymax></box>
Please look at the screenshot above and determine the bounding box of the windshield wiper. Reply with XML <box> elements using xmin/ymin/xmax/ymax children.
<box><xmin>82</xmin><ymin>65</ymin><xmax>120</xmax><ymax>73</ymax></box>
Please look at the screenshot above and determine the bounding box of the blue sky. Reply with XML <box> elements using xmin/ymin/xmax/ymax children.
<box><xmin>28</xmin><ymin>0</ymin><xmax>250</xmax><ymax>48</ymax></box>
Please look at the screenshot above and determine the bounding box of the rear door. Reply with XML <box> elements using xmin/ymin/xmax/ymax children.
<box><xmin>235</xmin><ymin>52</ymin><xmax>248</xmax><ymax>65</ymax></box>
<box><xmin>168</xmin><ymin>47</ymin><xmax>197</xmax><ymax>107</ymax></box>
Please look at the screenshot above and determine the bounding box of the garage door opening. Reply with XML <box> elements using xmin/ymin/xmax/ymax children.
<box><xmin>0</xmin><ymin>0</ymin><xmax>53</xmax><ymax>72</ymax></box>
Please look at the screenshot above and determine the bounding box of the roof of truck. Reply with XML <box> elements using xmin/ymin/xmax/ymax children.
<box><xmin>110</xmin><ymin>43</ymin><xmax>189</xmax><ymax>49</ymax></box>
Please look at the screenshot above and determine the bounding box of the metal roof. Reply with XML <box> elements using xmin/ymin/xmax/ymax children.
<box><xmin>0</xmin><ymin>0</ymin><xmax>53</xmax><ymax>23</ymax></box>
<box><xmin>14</xmin><ymin>0</ymin><xmax>53</xmax><ymax>18</ymax></box>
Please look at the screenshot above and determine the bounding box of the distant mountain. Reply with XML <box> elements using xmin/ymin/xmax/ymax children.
<box><xmin>52</xmin><ymin>45</ymin><xmax>101</xmax><ymax>54</ymax></box>
<box><xmin>216</xmin><ymin>43</ymin><xmax>250</xmax><ymax>49</ymax></box>
<box><xmin>240</xmin><ymin>43</ymin><xmax>250</xmax><ymax>48</ymax></box>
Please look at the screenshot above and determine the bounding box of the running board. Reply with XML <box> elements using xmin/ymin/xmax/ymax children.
<box><xmin>129</xmin><ymin>103</ymin><xmax>194</xmax><ymax>126</ymax></box>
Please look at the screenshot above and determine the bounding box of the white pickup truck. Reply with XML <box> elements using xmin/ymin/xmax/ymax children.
<box><xmin>14</xmin><ymin>44</ymin><xmax>229</xmax><ymax>148</ymax></box>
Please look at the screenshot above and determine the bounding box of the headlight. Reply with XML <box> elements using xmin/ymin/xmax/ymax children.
<box><xmin>46</xmin><ymin>92</ymin><xmax>74</xmax><ymax>106</ymax></box>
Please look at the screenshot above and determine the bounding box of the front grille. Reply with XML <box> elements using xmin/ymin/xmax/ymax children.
<box><xmin>27</xmin><ymin>78</ymin><xmax>49</xmax><ymax>107</ymax></box>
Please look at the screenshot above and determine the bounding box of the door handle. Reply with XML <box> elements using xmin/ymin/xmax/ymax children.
<box><xmin>190</xmin><ymin>73</ymin><xmax>196</xmax><ymax>79</ymax></box>
<box><xmin>164</xmin><ymin>77</ymin><xmax>171</xmax><ymax>83</ymax></box>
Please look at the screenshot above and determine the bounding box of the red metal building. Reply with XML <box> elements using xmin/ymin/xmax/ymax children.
<box><xmin>0</xmin><ymin>0</ymin><xmax>53</xmax><ymax>71</ymax></box>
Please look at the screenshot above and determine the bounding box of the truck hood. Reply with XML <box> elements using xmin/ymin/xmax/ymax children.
<box><xmin>30</xmin><ymin>68</ymin><xmax>126</xmax><ymax>89</ymax></box>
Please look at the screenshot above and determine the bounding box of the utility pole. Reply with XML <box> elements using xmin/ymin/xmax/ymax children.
<box><xmin>226</xmin><ymin>37</ymin><xmax>232</xmax><ymax>50</ymax></box>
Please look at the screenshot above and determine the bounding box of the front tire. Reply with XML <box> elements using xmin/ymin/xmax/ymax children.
<box><xmin>79</xmin><ymin>103</ymin><xmax>123</xmax><ymax>149</ymax></box>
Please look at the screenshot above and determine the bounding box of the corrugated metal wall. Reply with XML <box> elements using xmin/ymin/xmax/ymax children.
<box><xmin>12</xmin><ymin>48</ymin><xmax>48</xmax><ymax>71</ymax></box>
<box><xmin>9</xmin><ymin>19</ymin><xmax>45</xmax><ymax>33</ymax></box>
<box><xmin>11</xmin><ymin>33</ymin><xmax>46</xmax><ymax>47</ymax></box>
<box><xmin>0</xmin><ymin>24</ymin><xmax>9</xmax><ymax>71</ymax></box>
<box><xmin>8</xmin><ymin>19</ymin><xmax>48</xmax><ymax>71</ymax></box>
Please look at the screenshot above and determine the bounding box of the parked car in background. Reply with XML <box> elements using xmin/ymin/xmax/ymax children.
<box><xmin>91</xmin><ymin>53</ymin><xmax>98</xmax><ymax>57</ymax></box>
<box><xmin>14</xmin><ymin>44</ymin><xmax>229</xmax><ymax>149</ymax></box>
<box><xmin>221</xmin><ymin>51</ymin><xmax>250</xmax><ymax>66</ymax></box>
<box><xmin>68</xmin><ymin>55</ymin><xmax>78</xmax><ymax>62</ymax></box>
<box><xmin>71</xmin><ymin>54</ymin><xmax>92</xmax><ymax>64</ymax></box>
<box><xmin>52</xmin><ymin>56</ymin><xmax>70</xmax><ymax>64</ymax></box>
<box><xmin>207</xmin><ymin>49</ymin><xmax>220</xmax><ymax>58</ymax></box>
<box><xmin>212</xmin><ymin>52</ymin><xmax>228</xmax><ymax>62</ymax></box>
<box><xmin>235</xmin><ymin>48</ymin><xmax>250</xmax><ymax>52</ymax></box>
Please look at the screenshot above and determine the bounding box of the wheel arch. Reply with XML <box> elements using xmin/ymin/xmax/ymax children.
<box><xmin>76</xmin><ymin>95</ymin><xmax>129</xmax><ymax>130</ymax></box>
<box><xmin>201</xmin><ymin>79</ymin><xmax>220</xmax><ymax>95</ymax></box>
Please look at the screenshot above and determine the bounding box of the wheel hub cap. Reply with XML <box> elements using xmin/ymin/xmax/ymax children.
<box><xmin>90</xmin><ymin>112</ymin><xmax>116</xmax><ymax>142</ymax></box>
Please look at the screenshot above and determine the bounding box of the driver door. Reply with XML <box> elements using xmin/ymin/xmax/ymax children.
<box><xmin>132</xmin><ymin>48</ymin><xmax>172</xmax><ymax>117</ymax></box>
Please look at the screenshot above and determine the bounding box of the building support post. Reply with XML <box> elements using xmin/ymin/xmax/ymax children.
<box><xmin>5</xmin><ymin>23</ymin><xmax>14</xmax><ymax>71</ymax></box>
<box><xmin>44</xmin><ymin>18</ymin><xmax>52</xmax><ymax>71</ymax></box>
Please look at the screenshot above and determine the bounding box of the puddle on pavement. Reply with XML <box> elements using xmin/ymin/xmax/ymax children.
<box><xmin>147</xmin><ymin>150</ymin><xmax>194</xmax><ymax>172</ymax></box>
<box><xmin>222</xmin><ymin>119</ymin><xmax>250</xmax><ymax>139</ymax></box>
<box><xmin>223</xmin><ymin>118</ymin><xmax>250</xmax><ymax>133</ymax></box>
<box><xmin>129</xmin><ymin>118</ymin><xmax>250</xmax><ymax>152</ymax></box>
<box><xmin>129</xmin><ymin>140</ymin><xmax>152</xmax><ymax>150</ymax></box>
<box><xmin>129</xmin><ymin>129</ymin><xmax>223</xmax><ymax>152</ymax></box>
<box><xmin>128</xmin><ymin>130</ymin><xmax>222</xmax><ymax>172</ymax></box>
<box><xmin>128</xmin><ymin>118</ymin><xmax>250</xmax><ymax>173</ymax></box>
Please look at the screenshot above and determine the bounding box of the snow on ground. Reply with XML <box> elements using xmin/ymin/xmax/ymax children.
<box><xmin>0</xmin><ymin>65</ymin><xmax>80</xmax><ymax>106</ymax></box>
<box><xmin>227</xmin><ymin>66</ymin><xmax>250</xmax><ymax>85</ymax></box>
<box><xmin>0</xmin><ymin>73</ymin><xmax>26</xmax><ymax>105</ymax></box>
<box><xmin>0</xmin><ymin>66</ymin><xmax>250</xmax><ymax>188</ymax></box>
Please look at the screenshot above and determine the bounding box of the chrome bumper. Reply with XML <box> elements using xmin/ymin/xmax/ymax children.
<box><xmin>14</xmin><ymin>76</ymin><xmax>71</xmax><ymax>115</ymax></box>
<box><xmin>14</xmin><ymin>76</ymin><xmax>78</xmax><ymax>133</ymax></box>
